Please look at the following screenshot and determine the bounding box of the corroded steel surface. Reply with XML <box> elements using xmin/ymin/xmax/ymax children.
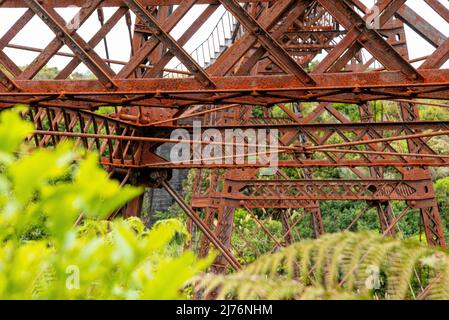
<box><xmin>1</xmin><ymin>0</ymin><xmax>449</xmax><ymax>270</ymax></box>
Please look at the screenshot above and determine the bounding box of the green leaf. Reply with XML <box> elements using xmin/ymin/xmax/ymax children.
<box><xmin>0</xmin><ymin>107</ymin><xmax>33</xmax><ymax>154</ymax></box>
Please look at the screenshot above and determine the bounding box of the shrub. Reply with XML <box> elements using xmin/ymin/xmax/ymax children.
<box><xmin>0</xmin><ymin>108</ymin><xmax>211</xmax><ymax>299</ymax></box>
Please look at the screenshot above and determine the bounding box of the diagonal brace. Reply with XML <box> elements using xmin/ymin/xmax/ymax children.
<box><xmin>162</xmin><ymin>180</ymin><xmax>241</xmax><ymax>270</ymax></box>
<box><xmin>56</xmin><ymin>7</ymin><xmax>129</xmax><ymax>79</ymax></box>
<box><xmin>318</xmin><ymin>0</ymin><xmax>422</xmax><ymax>80</ymax></box>
<box><xmin>124</xmin><ymin>0</ymin><xmax>216</xmax><ymax>88</ymax></box>
<box><xmin>218</xmin><ymin>0</ymin><xmax>315</xmax><ymax>85</ymax></box>
<box><xmin>23</xmin><ymin>0</ymin><xmax>117</xmax><ymax>89</ymax></box>
<box><xmin>0</xmin><ymin>68</ymin><xmax>20</xmax><ymax>92</ymax></box>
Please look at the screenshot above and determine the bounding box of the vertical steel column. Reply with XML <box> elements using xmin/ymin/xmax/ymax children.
<box><xmin>162</xmin><ymin>180</ymin><xmax>242</xmax><ymax>270</ymax></box>
<box><xmin>211</xmin><ymin>203</ymin><xmax>236</xmax><ymax>273</ymax></box>
<box><xmin>400</xmin><ymin>102</ymin><xmax>446</xmax><ymax>247</ymax></box>
<box><xmin>359</xmin><ymin>103</ymin><xmax>396</xmax><ymax>237</ymax></box>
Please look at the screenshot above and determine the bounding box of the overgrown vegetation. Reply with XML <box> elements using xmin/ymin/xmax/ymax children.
<box><xmin>1</xmin><ymin>97</ymin><xmax>449</xmax><ymax>300</ymax></box>
<box><xmin>193</xmin><ymin>232</ymin><xmax>449</xmax><ymax>300</ymax></box>
<box><xmin>171</xmin><ymin>100</ymin><xmax>449</xmax><ymax>265</ymax></box>
<box><xmin>0</xmin><ymin>108</ymin><xmax>211</xmax><ymax>299</ymax></box>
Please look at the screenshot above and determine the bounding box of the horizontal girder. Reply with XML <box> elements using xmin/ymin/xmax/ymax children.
<box><xmin>0</xmin><ymin>0</ymin><xmax>265</xmax><ymax>7</ymax></box>
<box><xmin>23</xmin><ymin>105</ymin><xmax>449</xmax><ymax>170</ymax></box>
<box><xmin>191</xmin><ymin>178</ymin><xmax>436</xmax><ymax>207</ymax></box>
<box><xmin>0</xmin><ymin>0</ymin><xmax>448</xmax><ymax>107</ymax></box>
<box><xmin>0</xmin><ymin>70</ymin><xmax>449</xmax><ymax>107</ymax></box>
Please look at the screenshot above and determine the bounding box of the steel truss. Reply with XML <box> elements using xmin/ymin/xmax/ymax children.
<box><xmin>1</xmin><ymin>0</ymin><xmax>449</xmax><ymax>271</ymax></box>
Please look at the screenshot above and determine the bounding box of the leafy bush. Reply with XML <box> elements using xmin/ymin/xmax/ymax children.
<box><xmin>0</xmin><ymin>108</ymin><xmax>211</xmax><ymax>299</ymax></box>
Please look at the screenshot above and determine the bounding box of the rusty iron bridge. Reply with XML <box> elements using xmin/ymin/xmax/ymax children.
<box><xmin>1</xmin><ymin>0</ymin><xmax>449</xmax><ymax>271</ymax></box>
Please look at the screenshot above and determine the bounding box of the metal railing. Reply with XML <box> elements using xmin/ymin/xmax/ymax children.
<box><xmin>164</xmin><ymin>10</ymin><xmax>244</xmax><ymax>78</ymax></box>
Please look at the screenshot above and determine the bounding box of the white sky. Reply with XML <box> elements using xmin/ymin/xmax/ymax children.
<box><xmin>0</xmin><ymin>0</ymin><xmax>448</xmax><ymax>77</ymax></box>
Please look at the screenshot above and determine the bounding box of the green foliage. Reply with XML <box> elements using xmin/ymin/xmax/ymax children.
<box><xmin>436</xmin><ymin>178</ymin><xmax>449</xmax><ymax>238</ymax></box>
<box><xmin>436</xmin><ymin>178</ymin><xmax>449</xmax><ymax>212</ymax></box>
<box><xmin>419</xmin><ymin>103</ymin><xmax>449</xmax><ymax>121</ymax></box>
<box><xmin>266</xmin><ymin>100</ymin><xmax>449</xmax><ymax>243</ymax></box>
<box><xmin>32</xmin><ymin>66</ymin><xmax>94</xmax><ymax>81</ymax></box>
<box><xmin>194</xmin><ymin>232</ymin><xmax>449</xmax><ymax>300</ymax></box>
<box><xmin>232</xmin><ymin>208</ymin><xmax>283</xmax><ymax>264</ymax></box>
<box><xmin>229</xmin><ymin>201</ymin><xmax>425</xmax><ymax>265</ymax></box>
<box><xmin>251</xmin><ymin>105</ymin><xmax>264</xmax><ymax>118</ymax></box>
<box><xmin>0</xmin><ymin>108</ymin><xmax>212</xmax><ymax>300</ymax></box>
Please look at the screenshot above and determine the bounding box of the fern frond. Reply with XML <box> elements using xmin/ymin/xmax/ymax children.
<box><xmin>199</xmin><ymin>232</ymin><xmax>449</xmax><ymax>300</ymax></box>
<box><xmin>339</xmin><ymin>233</ymin><xmax>374</xmax><ymax>290</ymax></box>
<box><xmin>420</xmin><ymin>252</ymin><xmax>449</xmax><ymax>300</ymax></box>
<box><xmin>386</xmin><ymin>243</ymin><xmax>431</xmax><ymax>299</ymax></box>
<box><xmin>325</xmin><ymin>233</ymin><xmax>353</xmax><ymax>289</ymax></box>
<box><xmin>191</xmin><ymin>273</ymin><xmax>305</xmax><ymax>300</ymax></box>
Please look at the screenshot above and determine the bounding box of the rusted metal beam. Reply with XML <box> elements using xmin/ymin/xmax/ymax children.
<box><xmin>19</xmin><ymin>0</ymin><xmax>104</xmax><ymax>80</ymax></box>
<box><xmin>221</xmin><ymin>178</ymin><xmax>438</xmax><ymax>202</ymax></box>
<box><xmin>0</xmin><ymin>68</ymin><xmax>20</xmax><ymax>91</ymax></box>
<box><xmin>23</xmin><ymin>0</ymin><xmax>117</xmax><ymax>89</ymax></box>
<box><xmin>318</xmin><ymin>0</ymin><xmax>422</xmax><ymax>80</ymax></box>
<box><xmin>162</xmin><ymin>180</ymin><xmax>241</xmax><ymax>270</ymax></box>
<box><xmin>207</xmin><ymin>0</ymin><xmax>297</xmax><ymax>76</ymax></box>
<box><xmin>144</xmin><ymin>3</ymin><xmax>220</xmax><ymax>78</ymax></box>
<box><xmin>0</xmin><ymin>0</ymin><xmax>270</xmax><ymax>6</ymax></box>
<box><xmin>56</xmin><ymin>7</ymin><xmax>129</xmax><ymax>80</ymax></box>
<box><xmin>1</xmin><ymin>0</ymin><xmax>449</xmax><ymax>260</ymax></box>
<box><xmin>235</xmin><ymin>0</ymin><xmax>311</xmax><ymax>75</ymax></box>
<box><xmin>0</xmin><ymin>8</ymin><xmax>34</xmax><ymax>51</ymax></box>
<box><xmin>123</xmin><ymin>0</ymin><xmax>217</xmax><ymax>87</ymax></box>
<box><xmin>218</xmin><ymin>0</ymin><xmax>315</xmax><ymax>84</ymax></box>
<box><xmin>0</xmin><ymin>69</ymin><xmax>449</xmax><ymax>104</ymax></box>
<box><xmin>396</xmin><ymin>5</ymin><xmax>446</xmax><ymax>48</ymax></box>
